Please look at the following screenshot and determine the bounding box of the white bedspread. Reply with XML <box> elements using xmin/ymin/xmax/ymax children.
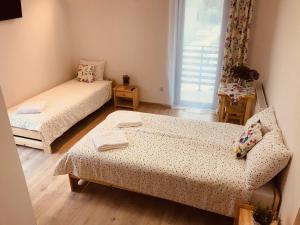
<box><xmin>54</xmin><ymin>111</ymin><xmax>252</xmax><ymax>217</ymax></box>
<box><xmin>9</xmin><ymin>79</ymin><xmax>112</xmax><ymax>152</ymax></box>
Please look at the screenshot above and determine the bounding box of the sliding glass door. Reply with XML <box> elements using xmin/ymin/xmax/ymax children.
<box><xmin>174</xmin><ymin>0</ymin><xmax>227</xmax><ymax>109</ymax></box>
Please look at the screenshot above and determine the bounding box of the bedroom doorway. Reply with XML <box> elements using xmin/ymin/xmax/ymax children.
<box><xmin>174</xmin><ymin>0</ymin><xmax>228</xmax><ymax>109</ymax></box>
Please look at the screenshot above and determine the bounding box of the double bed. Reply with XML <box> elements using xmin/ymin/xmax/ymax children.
<box><xmin>54</xmin><ymin>110</ymin><xmax>281</xmax><ymax>218</ymax></box>
<box><xmin>8</xmin><ymin>79</ymin><xmax>112</xmax><ymax>153</ymax></box>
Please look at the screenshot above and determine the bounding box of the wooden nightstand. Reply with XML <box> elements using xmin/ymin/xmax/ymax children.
<box><xmin>235</xmin><ymin>204</ymin><xmax>279</xmax><ymax>225</ymax></box>
<box><xmin>113</xmin><ymin>85</ymin><xmax>139</xmax><ymax>110</ymax></box>
<box><xmin>218</xmin><ymin>83</ymin><xmax>256</xmax><ymax>125</ymax></box>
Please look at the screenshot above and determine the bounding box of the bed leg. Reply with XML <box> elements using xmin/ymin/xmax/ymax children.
<box><xmin>273</xmin><ymin>187</ymin><xmax>281</xmax><ymax>213</ymax></box>
<box><xmin>69</xmin><ymin>174</ymin><xmax>80</xmax><ymax>192</ymax></box>
<box><xmin>43</xmin><ymin>144</ymin><xmax>52</xmax><ymax>154</ymax></box>
<box><xmin>68</xmin><ymin>174</ymin><xmax>88</xmax><ymax>192</ymax></box>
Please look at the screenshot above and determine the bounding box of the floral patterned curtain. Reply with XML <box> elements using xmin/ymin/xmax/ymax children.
<box><xmin>221</xmin><ymin>0</ymin><xmax>254</xmax><ymax>83</ymax></box>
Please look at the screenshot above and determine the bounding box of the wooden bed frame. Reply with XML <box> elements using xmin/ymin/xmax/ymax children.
<box><xmin>12</xmin><ymin>127</ymin><xmax>47</xmax><ymax>152</ymax></box>
<box><xmin>68</xmin><ymin>174</ymin><xmax>281</xmax><ymax>215</ymax></box>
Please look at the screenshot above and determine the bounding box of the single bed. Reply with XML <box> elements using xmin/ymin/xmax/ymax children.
<box><xmin>54</xmin><ymin>110</ymin><xmax>280</xmax><ymax>218</ymax></box>
<box><xmin>8</xmin><ymin>79</ymin><xmax>112</xmax><ymax>153</ymax></box>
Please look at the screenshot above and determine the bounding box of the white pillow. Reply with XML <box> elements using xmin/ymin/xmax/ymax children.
<box><xmin>245</xmin><ymin>129</ymin><xmax>291</xmax><ymax>190</ymax></box>
<box><xmin>80</xmin><ymin>59</ymin><xmax>105</xmax><ymax>81</ymax></box>
<box><xmin>245</xmin><ymin>107</ymin><xmax>278</xmax><ymax>134</ymax></box>
<box><xmin>16</xmin><ymin>101</ymin><xmax>47</xmax><ymax>114</ymax></box>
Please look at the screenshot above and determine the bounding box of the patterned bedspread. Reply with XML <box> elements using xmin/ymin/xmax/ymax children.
<box><xmin>54</xmin><ymin>111</ymin><xmax>252</xmax><ymax>217</ymax></box>
<box><xmin>8</xmin><ymin>79</ymin><xmax>112</xmax><ymax>152</ymax></box>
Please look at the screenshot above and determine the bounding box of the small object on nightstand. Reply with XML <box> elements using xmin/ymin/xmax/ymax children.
<box><xmin>114</xmin><ymin>85</ymin><xmax>139</xmax><ymax>110</ymax></box>
<box><xmin>235</xmin><ymin>204</ymin><xmax>279</xmax><ymax>225</ymax></box>
<box><xmin>123</xmin><ymin>75</ymin><xmax>130</xmax><ymax>86</ymax></box>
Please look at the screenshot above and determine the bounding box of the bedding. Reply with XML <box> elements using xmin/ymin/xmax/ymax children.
<box><xmin>245</xmin><ymin>107</ymin><xmax>278</xmax><ymax>134</ymax></box>
<box><xmin>246</xmin><ymin>129</ymin><xmax>291</xmax><ymax>190</ymax></box>
<box><xmin>9</xmin><ymin>79</ymin><xmax>112</xmax><ymax>152</ymax></box>
<box><xmin>55</xmin><ymin>111</ymin><xmax>252</xmax><ymax>217</ymax></box>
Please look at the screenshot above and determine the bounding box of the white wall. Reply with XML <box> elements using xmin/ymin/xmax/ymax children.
<box><xmin>65</xmin><ymin>0</ymin><xmax>170</xmax><ymax>105</ymax></box>
<box><xmin>0</xmin><ymin>0</ymin><xmax>170</xmax><ymax>106</ymax></box>
<box><xmin>0</xmin><ymin>88</ymin><xmax>36</xmax><ymax>225</ymax></box>
<box><xmin>0</xmin><ymin>0</ymin><xmax>73</xmax><ymax>107</ymax></box>
<box><xmin>249</xmin><ymin>0</ymin><xmax>300</xmax><ymax>224</ymax></box>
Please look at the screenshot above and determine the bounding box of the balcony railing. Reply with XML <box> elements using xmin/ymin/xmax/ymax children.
<box><xmin>181</xmin><ymin>45</ymin><xmax>219</xmax><ymax>89</ymax></box>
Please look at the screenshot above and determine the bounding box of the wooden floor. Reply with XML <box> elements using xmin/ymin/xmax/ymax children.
<box><xmin>18</xmin><ymin>101</ymin><xmax>233</xmax><ymax>225</ymax></box>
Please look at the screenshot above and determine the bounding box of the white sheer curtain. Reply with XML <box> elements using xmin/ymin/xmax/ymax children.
<box><xmin>167</xmin><ymin>0</ymin><xmax>181</xmax><ymax>107</ymax></box>
<box><xmin>214</xmin><ymin>0</ymin><xmax>230</xmax><ymax>107</ymax></box>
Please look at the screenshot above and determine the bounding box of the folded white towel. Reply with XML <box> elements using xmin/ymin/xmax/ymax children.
<box><xmin>16</xmin><ymin>101</ymin><xmax>47</xmax><ymax>114</ymax></box>
<box><xmin>92</xmin><ymin>130</ymin><xmax>129</xmax><ymax>151</ymax></box>
<box><xmin>114</xmin><ymin>111</ymin><xmax>142</xmax><ymax>128</ymax></box>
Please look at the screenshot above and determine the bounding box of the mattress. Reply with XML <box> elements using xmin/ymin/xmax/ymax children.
<box><xmin>9</xmin><ymin>79</ymin><xmax>112</xmax><ymax>152</ymax></box>
<box><xmin>54</xmin><ymin>111</ymin><xmax>255</xmax><ymax>217</ymax></box>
